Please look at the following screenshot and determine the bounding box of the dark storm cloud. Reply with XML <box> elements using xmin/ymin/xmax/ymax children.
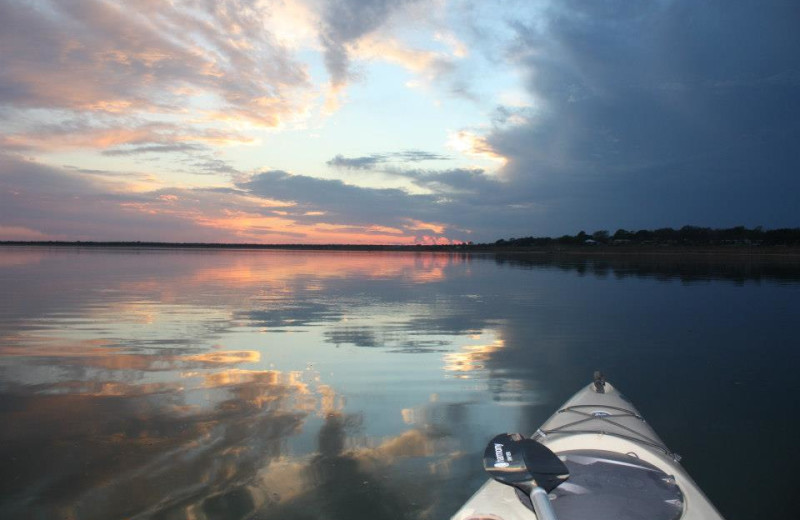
<box><xmin>484</xmin><ymin>0</ymin><xmax>800</xmax><ymax>233</ymax></box>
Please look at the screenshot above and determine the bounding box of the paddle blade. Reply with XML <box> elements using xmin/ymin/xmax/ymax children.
<box><xmin>520</xmin><ymin>438</ymin><xmax>570</xmax><ymax>492</ymax></box>
<box><xmin>483</xmin><ymin>433</ymin><xmax>569</xmax><ymax>493</ymax></box>
<box><xmin>483</xmin><ymin>433</ymin><xmax>531</xmax><ymax>487</ymax></box>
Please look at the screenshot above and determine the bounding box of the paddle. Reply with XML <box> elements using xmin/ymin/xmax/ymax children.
<box><xmin>483</xmin><ymin>433</ymin><xmax>569</xmax><ymax>520</ymax></box>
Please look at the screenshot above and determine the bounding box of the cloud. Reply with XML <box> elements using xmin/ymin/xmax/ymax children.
<box><xmin>240</xmin><ymin>169</ymin><xmax>443</xmax><ymax>229</ymax></box>
<box><xmin>0</xmin><ymin>225</ymin><xmax>50</xmax><ymax>241</ymax></box>
<box><xmin>327</xmin><ymin>154</ymin><xmax>384</xmax><ymax>170</ymax></box>
<box><xmin>0</xmin><ymin>0</ymin><xmax>314</xmax><ymax>162</ymax></box>
<box><xmin>236</xmin><ymin>167</ymin><xmax>558</xmax><ymax>243</ymax></box>
<box><xmin>186</xmin><ymin>157</ymin><xmax>242</xmax><ymax>176</ymax></box>
<box><xmin>316</xmin><ymin>0</ymin><xmax>469</xmax><ymax>97</ymax></box>
<box><xmin>0</xmin><ymin>153</ymin><xmax>253</xmax><ymax>241</ymax></box>
<box><xmin>390</xmin><ymin>167</ymin><xmax>502</xmax><ymax>196</ymax></box>
<box><xmin>2</xmin><ymin>1</ymin><xmax>796</xmax><ymax>242</ymax></box>
<box><xmin>238</xmin><ymin>168</ymin><xmax>520</xmax><ymax>241</ymax></box>
<box><xmin>351</xmin><ymin>33</ymin><xmax>460</xmax><ymax>84</ymax></box>
<box><xmin>0</xmin><ymin>154</ymin><xmax>475</xmax><ymax>243</ymax></box>
<box><xmin>0</xmin><ymin>0</ymin><xmax>310</xmax><ymax>115</ymax></box>
<box><xmin>0</xmin><ymin>0</ymin><xmax>464</xmax><ymax>162</ymax></box>
<box><xmin>326</xmin><ymin>150</ymin><xmax>449</xmax><ymax>170</ymax></box>
<box><xmin>477</xmin><ymin>0</ymin><xmax>800</xmax><ymax>232</ymax></box>
<box><xmin>101</xmin><ymin>143</ymin><xmax>208</xmax><ymax>156</ymax></box>
<box><xmin>319</xmin><ymin>0</ymin><xmax>420</xmax><ymax>86</ymax></box>
<box><xmin>0</xmin><ymin>113</ymin><xmax>255</xmax><ymax>154</ymax></box>
<box><xmin>317</xmin><ymin>5</ymin><xmax>474</xmax><ymax>101</ymax></box>
<box><xmin>395</xmin><ymin>150</ymin><xmax>450</xmax><ymax>162</ymax></box>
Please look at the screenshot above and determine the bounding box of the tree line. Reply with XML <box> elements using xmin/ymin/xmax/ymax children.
<box><xmin>493</xmin><ymin>226</ymin><xmax>800</xmax><ymax>247</ymax></box>
<box><xmin>2</xmin><ymin>226</ymin><xmax>798</xmax><ymax>250</ymax></box>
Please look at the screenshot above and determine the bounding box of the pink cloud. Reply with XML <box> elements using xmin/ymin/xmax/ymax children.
<box><xmin>0</xmin><ymin>119</ymin><xmax>254</xmax><ymax>153</ymax></box>
<box><xmin>0</xmin><ymin>0</ymin><xmax>313</xmax><ymax>157</ymax></box>
<box><xmin>0</xmin><ymin>225</ymin><xmax>54</xmax><ymax>241</ymax></box>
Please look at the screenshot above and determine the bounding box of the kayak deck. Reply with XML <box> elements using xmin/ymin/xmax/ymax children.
<box><xmin>548</xmin><ymin>449</ymin><xmax>683</xmax><ymax>520</ymax></box>
<box><xmin>451</xmin><ymin>376</ymin><xmax>725</xmax><ymax>520</ymax></box>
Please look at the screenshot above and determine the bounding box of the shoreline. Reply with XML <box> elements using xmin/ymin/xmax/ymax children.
<box><xmin>1</xmin><ymin>241</ymin><xmax>799</xmax><ymax>258</ymax></box>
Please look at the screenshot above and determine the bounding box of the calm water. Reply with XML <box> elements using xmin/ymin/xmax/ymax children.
<box><xmin>0</xmin><ymin>247</ymin><xmax>798</xmax><ymax>520</ymax></box>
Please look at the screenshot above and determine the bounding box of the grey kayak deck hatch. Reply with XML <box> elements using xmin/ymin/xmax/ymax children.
<box><xmin>513</xmin><ymin>450</ymin><xmax>684</xmax><ymax>520</ymax></box>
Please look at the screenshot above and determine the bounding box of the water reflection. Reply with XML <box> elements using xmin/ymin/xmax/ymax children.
<box><xmin>443</xmin><ymin>339</ymin><xmax>505</xmax><ymax>376</ymax></box>
<box><xmin>1</xmin><ymin>368</ymin><xmax>307</xmax><ymax>519</ymax></box>
<box><xmin>258</xmin><ymin>413</ymin><xmax>434</xmax><ymax>519</ymax></box>
<box><xmin>494</xmin><ymin>251</ymin><xmax>800</xmax><ymax>284</ymax></box>
<box><xmin>0</xmin><ymin>247</ymin><xmax>797</xmax><ymax>520</ymax></box>
<box><xmin>0</xmin><ymin>249</ymin><xmax>504</xmax><ymax>519</ymax></box>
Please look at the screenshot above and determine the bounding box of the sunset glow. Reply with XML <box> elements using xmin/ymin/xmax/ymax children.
<box><xmin>1</xmin><ymin>0</ymin><xmax>797</xmax><ymax>243</ymax></box>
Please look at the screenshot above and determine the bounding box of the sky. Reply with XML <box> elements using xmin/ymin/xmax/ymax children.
<box><xmin>0</xmin><ymin>0</ymin><xmax>798</xmax><ymax>245</ymax></box>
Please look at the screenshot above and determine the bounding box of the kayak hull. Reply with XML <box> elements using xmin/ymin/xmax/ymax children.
<box><xmin>451</xmin><ymin>379</ymin><xmax>725</xmax><ymax>520</ymax></box>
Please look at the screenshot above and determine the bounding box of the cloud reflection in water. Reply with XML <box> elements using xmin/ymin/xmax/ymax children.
<box><xmin>0</xmin><ymin>249</ymin><xmax>519</xmax><ymax>519</ymax></box>
<box><xmin>1</xmin><ymin>247</ymin><xmax>796</xmax><ymax>519</ymax></box>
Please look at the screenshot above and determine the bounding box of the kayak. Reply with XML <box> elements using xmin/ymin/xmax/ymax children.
<box><xmin>451</xmin><ymin>373</ymin><xmax>725</xmax><ymax>520</ymax></box>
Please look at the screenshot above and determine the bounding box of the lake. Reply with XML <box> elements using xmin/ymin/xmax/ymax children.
<box><xmin>0</xmin><ymin>247</ymin><xmax>798</xmax><ymax>520</ymax></box>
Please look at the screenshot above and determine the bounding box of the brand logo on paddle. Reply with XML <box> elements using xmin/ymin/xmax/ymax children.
<box><xmin>493</xmin><ymin>443</ymin><xmax>510</xmax><ymax>467</ymax></box>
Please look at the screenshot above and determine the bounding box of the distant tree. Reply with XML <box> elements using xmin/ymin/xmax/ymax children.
<box><xmin>592</xmin><ymin>230</ymin><xmax>609</xmax><ymax>243</ymax></box>
<box><xmin>634</xmin><ymin>229</ymin><xmax>653</xmax><ymax>243</ymax></box>
<box><xmin>483</xmin><ymin>225</ymin><xmax>800</xmax><ymax>248</ymax></box>
<box><xmin>653</xmin><ymin>227</ymin><xmax>677</xmax><ymax>243</ymax></box>
<box><xmin>762</xmin><ymin>228</ymin><xmax>800</xmax><ymax>245</ymax></box>
<box><xmin>725</xmin><ymin>226</ymin><xmax>747</xmax><ymax>242</ymax></box>
<box><xmin>613</xmin><ymin>229</ymin><xmax>633</xmax><ymax>241</ymax></box>
<box><xmin>678</xmin><ymin>225</ymin><xmax>711</xmax><ymax>244</ymax></box>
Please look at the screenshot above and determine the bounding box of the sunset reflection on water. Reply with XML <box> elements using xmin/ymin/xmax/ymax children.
<box><xmin>1</xmin><ymin>247</ymin><xmax>797</xmax><ymax>520</ymax></box>
<box><xmin>0</xmin><ymin>249</ymin><xmax>521</xmax><ymax>520</ymax></box>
